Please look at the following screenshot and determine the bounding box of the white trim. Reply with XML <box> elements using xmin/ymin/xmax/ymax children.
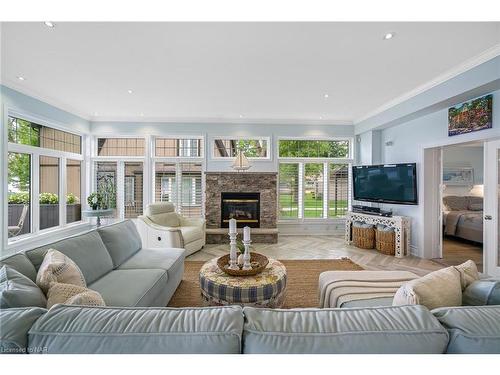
<box><xmin>210</xmin><ymin>136</ymin><xmax>272</xmax><ymax>160</ymax></box>
<box><xmin>484</xmin><ymin>140</ymin><xmax>500</xmax><ymax>277</ymax></box>
<box><xmin>152</xmin><ymin>135</ymin><xmax>205</xmax><ymax>159</ymax></box>
<box><xmin>277</xmin><ymin>136</ymin><xmax>355</xmax><ymax>160</ymax></box>
<box><xmin>354</xmin><ymin>44</ymin><xmax>500</xmax><ymax>124</ymax></box>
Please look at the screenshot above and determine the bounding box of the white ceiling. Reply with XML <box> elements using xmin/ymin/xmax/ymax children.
<box><xmin>2</xmin><ymin>22</ymin><xmax>500</xmax><ymax>123</ymax></box>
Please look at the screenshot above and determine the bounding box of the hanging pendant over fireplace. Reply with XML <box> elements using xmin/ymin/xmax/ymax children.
<box><xmin>221</xmin><ymin>192</ymin><xmax>260</xmax><ymax>228</ymax></box>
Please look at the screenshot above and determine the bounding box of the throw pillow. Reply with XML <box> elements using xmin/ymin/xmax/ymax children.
<box><xmin>392</xmin><ymin>266</ymin><xmax>462</xmax><ymax>310</ymax></box>
<box><xmin>36</xmin><ymin>249</ymin><xmax>86</xmax><ymax>293</ymax></box>
<box><xmin>468</xmin><ymin>203</ymin><xmax>483</xmax><ymax>211</ymax></box>
<box><xmin>0</xmin><ymin>265</ymin><xmax>47</xmax><ymax>308</ymax></box>
<box><xmin>46</xmin><ymin>282</ymin><xmax>105</xmax><ymax>309</ymax></box>
<box><xmin>454</xmin><ymin>260</ymin><xmax>480</xmax><ymax>290</ymax></box>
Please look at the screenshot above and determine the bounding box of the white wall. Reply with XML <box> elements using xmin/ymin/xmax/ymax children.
<box><xmin>443</xmin><ymin>145</ymin><xmax>484</xmax><ymax>196</ymax></box>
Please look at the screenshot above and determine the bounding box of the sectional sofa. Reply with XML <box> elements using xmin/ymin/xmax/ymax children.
<box><xmin>1</xmin><ymin>220</ymin><xmax>500</xmax><ymax>354</ymax></box>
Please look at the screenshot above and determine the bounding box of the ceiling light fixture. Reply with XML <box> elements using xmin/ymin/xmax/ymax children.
<box><xmin>44</xmin><ymin>21</ymin><xmax>55</xmax><ymax>28</ymax></box>
<box><xmin>239</xmin><ymin>114</ymin><xmax>244</xmax><ymax>118</ymax></box>
<box><xmin>17</xmin><ymin>76</ymin><xmax>25</xmax><ymax>81</ymax></box>
<box><xmin>140</xmin><ymin>113</ymin><xmax>144</xmax><ymax>117</ymax></box>
<box><xmin>127</xmin><ymin>89</ymin><xmax>133</xmax><ymax>94</ymax></box>
<box><xmin>324</xmin><ymin>94</ymin><xmax>329</xmax><ymax>99</ymax></box>
<box><xmin>383</xmin><ymin>32</ymin><xmax>395</xmax><ymax>40</ymax></box>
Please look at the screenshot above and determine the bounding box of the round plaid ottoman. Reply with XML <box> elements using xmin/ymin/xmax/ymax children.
<box><xmin>199</xmin><ymin>257</ymin><xmax>287</xmax><ymax>308</ymax></box>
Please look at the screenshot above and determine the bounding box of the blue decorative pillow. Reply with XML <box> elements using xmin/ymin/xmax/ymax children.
<box><xmin>463</xmin><ymin>279</ymin><xmax>500</xmax><ymax>306</ymax></box>
<box><xmin>0</xmin><ymin>265</ymin><xmax>47</xmax><ymax>309</ymax></box>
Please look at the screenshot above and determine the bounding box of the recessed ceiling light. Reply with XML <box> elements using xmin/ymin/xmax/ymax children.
<box><xmin>383</xmin><ymin>32</ymin><xmax>395</xmax><ymax>40</ymax></box>
<box><xmin>44</xmin><ymin>21</ymin><xmax>55</xmax><ymax>28</ymax></box>
<box><xmin>17</xmin><ymin>76</ymin><xmax>25</xmax><ymax>81</ymax></box>
<box><xmin>239</xmin><ymin>114</ymin><xmax>244</xmax><ymax>118</ymax></box>
<box><xmin>319</xmin><ymin>116</ymin><xmax>323</xmax><ymax>120</ymax></box>
<box><xmin>140</xmin><ymin>113</ymin><xmax>144</xmax><ymax>117</ymax></box>
<box><xmin>324</xmin><ymin>94</ymin><xmax>329</xmax><ymax>99</ymax></box>
<box><xmin>127</xmin><ymin>89</ymin><xmax>133</xmax><ymax>94</ymax></box>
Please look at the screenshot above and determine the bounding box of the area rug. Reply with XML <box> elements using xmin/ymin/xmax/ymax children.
<box><xmin>167</xmin><ymin>258</ymin><xmax>363</xmax><ymax>309</ymax></box>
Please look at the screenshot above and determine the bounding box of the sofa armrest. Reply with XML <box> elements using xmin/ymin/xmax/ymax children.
<box><xmin>179</xmin><ymin>216</ymin><xmax>206</xmax><ymax>228</ymax></box>
<box><xmin>137</xmin><ymin>216</ymin><xmax>184</xmax><ymax>248</ymax></box>
<box><xmin>1</xmin><ymin>307</ymin><xmax>47</xmax><ymax>354</ymax></box>
<box><xmin>28</xmin><ymin>305</ymin><xmax>243</xmax><ymax>354</ymax></box>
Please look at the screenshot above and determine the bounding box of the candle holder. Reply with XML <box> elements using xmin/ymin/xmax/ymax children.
<box><xmin>242</xmin><ymin>239</ymin><xmax>252</xmax><ymax>270</ymax></box>
<box><xmin>228</xmin><ymin>231</ymin><xmax>239</xmax><ymax>270</ymax></box>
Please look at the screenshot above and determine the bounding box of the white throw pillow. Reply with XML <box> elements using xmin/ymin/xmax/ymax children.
<box><xmin>454</xmin><ymin>260</ymin><xmax>480</xmax><ymax>290</ymax></box>
<box><xmin>392</xmin><ymin>266</ymin><xmax>462</xmax><ymax>310</ymax></box>
<box><xmin>46</xmin><ymin>282</ymin><xmax>105</xmax><ymax>309</ymax></box>
<box><xmin>36</xmin><ymin>249</ymin><xmax>86</xmax><ymax>293</ymax></box>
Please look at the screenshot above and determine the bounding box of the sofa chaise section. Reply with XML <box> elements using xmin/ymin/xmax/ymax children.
<box><xmin>27</xmin><ymin>305</ymin><xmax>244</xmax><ymax>354</ymax></box>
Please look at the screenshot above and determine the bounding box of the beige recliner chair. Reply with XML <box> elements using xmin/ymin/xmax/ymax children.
<box><xmin>137</xmin><ymin>202</ymin><xmax>206</xmax><ymax>256</ymax></box>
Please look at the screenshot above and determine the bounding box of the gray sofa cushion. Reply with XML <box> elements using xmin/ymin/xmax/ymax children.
<box><xmin>26</xmin><ymin>231</ymin><xmax>114</xmax><ymax>285</ymax></box>
<box><xmin>118</xmin><ymin>247</ymin><xmax>185</xmax><ymax>276</ymax></box>
<box><xmin>243</xmin><ymin>305</ymin><xmax>449</xmax><ymax>354</ymax></box>
<box><xmin>0</xmin><ymin>266</ymin><xmax>47</xmax><ymax>309</ymax></box>
<box><xmin>432</xmin><ymin>305</ymin><xmax>500</xmax><ymax>353</ymax></box>
<box><xmin>28</xmin><ymin>305</ymin><xmax>243</xmax><ymax>354</ymax></box>
<box><xmin>1</xmin><ymin>307</ymin><xmax>47</xmax><ymax>353</ymax></box>
<box><xmin>88</xmin><ymin>269</ymin><xmax>168</xmax><ymax>307</ymax></box>
<box><xmin>463</xmin><ymin>279</ymin><xmax>500</xmax><ymax>306</ymax></box>
<box><xmin>0</xmin><ymin>253</ymin><xmax>38</xmax><ymax>282</ymax></box>
<box><xmin>97</xmin><ymin>220</ymin><xmax>142</xmax><ymax>267</ymax></box>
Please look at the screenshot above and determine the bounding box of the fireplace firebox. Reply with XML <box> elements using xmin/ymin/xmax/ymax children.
<box><xmin>221</xmin><ymin>192</ymin><xmax>260</xmax><ymax>228</ymax></box>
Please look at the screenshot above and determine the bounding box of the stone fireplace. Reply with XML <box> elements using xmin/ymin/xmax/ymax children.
<box><xmin>221</xmin><ymin>192</ymin><xmax>260</xmax><ymax>228</ymax></box>
<box><xmin>205</xmin><ymin>172</ymin><xmax>278</xmax><ymax>243</ymax></box>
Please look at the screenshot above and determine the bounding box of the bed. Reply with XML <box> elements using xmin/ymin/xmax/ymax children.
<box><xmin>443</xmin><ymin>195</ymin><xmax>483</xmax><ymax>243</ymax></box>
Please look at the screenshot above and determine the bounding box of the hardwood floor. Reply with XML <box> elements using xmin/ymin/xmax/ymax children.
<box><xmin>435</xmin><ymin>237</ymin><xmax>483</xmax><ymax>272</ymax></box>
<box><xmin>187</xmin><ymin>235</ymin><xmax>444</xmax><ymax>276</ymax></box>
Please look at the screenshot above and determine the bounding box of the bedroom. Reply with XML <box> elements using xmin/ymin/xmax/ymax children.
<box><xmin>441</xmin><ymin>142</ymin><xmax>484</xmax><ymax>271</ymax></box>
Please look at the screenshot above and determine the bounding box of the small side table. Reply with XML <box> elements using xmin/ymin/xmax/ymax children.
<box><xmin>199</xmin><ymin>257</ymin><xmax>287</xmax><ymax>308</ymax></box>
<box><xmin>82</xmin><ymin>209</ymin><xmax>114</xmax><ymax>227</ymax></box>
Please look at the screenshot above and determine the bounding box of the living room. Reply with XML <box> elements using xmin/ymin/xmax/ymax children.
<box><xmin>1</xmin><ymin>0</ymin><xmax>500</xmax><ymax>371</ymax></box>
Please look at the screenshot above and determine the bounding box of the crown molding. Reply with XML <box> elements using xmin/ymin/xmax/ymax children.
<box><xmin>89</xmin><ymin>115</ymin><xmax>353</xmax><ymax>126</ymax></box>
<box><xmin>2</xmin><ymin>80</ymin><xmax>91</xmax><ymax>121</ymax></box>
<box><xmin>354</xmin><ymin>43</ymin><xmax>500</xmax><ymax>125</ymax></box>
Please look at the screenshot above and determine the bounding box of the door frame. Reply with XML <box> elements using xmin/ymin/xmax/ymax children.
<box><xmin>484</xmin><ymin>140</ymin><xmax>500</xmax><ymax>277</ymax></box>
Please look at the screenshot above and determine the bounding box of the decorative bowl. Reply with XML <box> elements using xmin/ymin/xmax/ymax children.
<box><xmin>217</xmin><ymin>252</ymin><xmax>269</xmax><ymax>276</ymax></box>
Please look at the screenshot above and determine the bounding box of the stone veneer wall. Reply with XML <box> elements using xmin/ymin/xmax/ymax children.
<box><xmin>205</xmin><ymin>172</ymin><xmax>277</xmax><ymax>229</ymax></box>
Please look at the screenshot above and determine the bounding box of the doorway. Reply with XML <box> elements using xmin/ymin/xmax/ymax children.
<box><xmin>437</xmin><ymin>142</ymin><xmax>484</xmax><ymax>272</ymax></box>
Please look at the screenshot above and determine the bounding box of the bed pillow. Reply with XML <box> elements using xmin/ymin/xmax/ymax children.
<box><xmin>0</xmin><ymin>265</ymin><xmax>47</xmax><ymax>309</ymax></box>
<box><xmin>393</xmin><ymin>266</ymin><xmax>462</xmax><ymax>310</ymax></box>
<box><xmin>36</xmin><ymin>249</ymin><xmax>86</xmax><ymax>294</ymax></box>
<box><xmin>443</xmin><ymin>196</ymin><xmax>468</xmax><ymax>211</ymax></box>
<box><xmin>46</xmin><ymin>282</ymin><xmax>105</xmax><ymax>309</ymax></box>
<box><xmin>468</xmin><ymin>203</ymin><xmax>483</xmax><ymax>211</ymax></box>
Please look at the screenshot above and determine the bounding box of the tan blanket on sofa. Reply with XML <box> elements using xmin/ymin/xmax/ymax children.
<box><xmin>319</xmin><ymin>271</ymin><xmax>418</xmax><ymax>308</ymax></box>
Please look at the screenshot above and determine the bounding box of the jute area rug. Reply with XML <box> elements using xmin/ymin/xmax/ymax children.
<box><xmin>168</xmin><ymin>258</ymin><xmax>363</xmax><ymax>309</ymax></box>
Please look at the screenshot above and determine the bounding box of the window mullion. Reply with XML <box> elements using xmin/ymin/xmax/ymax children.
<box><xmin>60</xmin><ymin>156</ymin><xmax>67</xmax><ymax>226</ymax></box>
<box><xmin>117</xmin><ymin>161</ymin><xmax>125</xmax><ymax>219</ymax></box>
<box><xmin>323</xmin><ymin>163</ymin><xmax>328</xmax><ymax>219</ymax></box>
<box><xmin>32</xmin><ymin>153</ymin><xmax>40</xmax><ymax>233</ymax></box>
<box><xmin>298</xmin><ymin>162</ymin><xmax>304</xmax><ymax>220</ymax></box>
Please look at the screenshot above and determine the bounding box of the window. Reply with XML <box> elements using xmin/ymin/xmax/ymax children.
<box><xmin>7</xmin><ymin>115</ymin><xmax>84</xmax><ymax>243</ymax></box>
<box><xmin>155</xmin><ymin>138</ymin><xmax>203</xmax><ymax>157</ymax></box>
<box><xmin>39</xmin><ymin>156</ymin><xmax>60</xmax><ymax>230</ymax></box>
<box><xmin>95</xmin><ymin>162</ymin><xmax>117</xmax><ymax>216</ymax></box>
<box><xmin>124</xmin><ymin>162</ymin><xmax>143</xmax><ymax>218</ymax></box>
<box><xmin>66</xmin><ymin>159</ymin><xmax>82</xmax><ymax>224</ymax></box>
<box><xmin>279</xmin><ymin>139</ymin><xmax>350</xmax><ymax>158</ymax></box>
<box><xmin>8</xmin><ymin>152</ymin><xmax>31</xmax><ymax>238</ymax></box>
<box><xmin>278</xmin><ymin>164</ymin><xmax>299</xmax><ymax>219</ymax></box>
<box><xmin>8</xmin><ymin>116</ymin><xmax>82</xmax><ymax>154</ymax></box>
<box><xmin>278</xmin><ymin>139</ymin><xmax>352</xmax><ymax>220</ymax></box>
<box><xmin>155</xmin><ymin>162</ymin><xmax>203</xmax><ymax>217</ymax></box>
<box><xmin>97</xmin><ymin>138</ymin><xmax>145</xmax><ymax>156</ymax></box>
<box><xmin>213</xmin><ymin>138</ymin><xmax>268</xmax><ymax>158</ymax></box>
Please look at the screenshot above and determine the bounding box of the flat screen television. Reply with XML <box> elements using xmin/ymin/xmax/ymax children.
<box><xmin>352</xmin><ymin>163</ymin><xmax>418</xmax><ymax>205</ymax></box>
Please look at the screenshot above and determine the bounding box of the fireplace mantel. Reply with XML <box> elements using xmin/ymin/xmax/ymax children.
<box><xmin>204</xmin><ymin>171</ymin><xmax>278</xmax><ymax>243</ymax></box>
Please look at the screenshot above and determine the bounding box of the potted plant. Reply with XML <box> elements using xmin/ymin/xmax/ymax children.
<box><xmin>87</xmin><ymin>192</ymin><xmax>103</xmax><ymax>210</ymax></box>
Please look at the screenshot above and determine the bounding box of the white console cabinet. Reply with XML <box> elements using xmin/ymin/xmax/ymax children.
<box><xmin>345</xmin><ymin>211</ymin><xmax>411</xmax><ymax>258</ymax></box>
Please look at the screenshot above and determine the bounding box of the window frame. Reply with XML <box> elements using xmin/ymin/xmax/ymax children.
<box><xmin>211</xmin><ymin>136</ymin><xmax>271</xmax><ymax>160</ymax></box>
<box><xmin>6</xmin><ymin>109</ymin><xmax>86</xmax><ymax>246</ymax></box>
<box><xmin>277</xmin><ymin>137</ymin><xmax>354</xmax><ymax>223</ymax></box>
<box><xmin>154</xmin><ymin>136</ymin><xmax>205</xmax><ymax>159</ymax></box>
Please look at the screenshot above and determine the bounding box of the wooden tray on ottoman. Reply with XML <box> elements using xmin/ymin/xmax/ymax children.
<box><xmin>217</xmin><ymin>252</ymin><xmax>269</xmax><ymax>276</ymax></box>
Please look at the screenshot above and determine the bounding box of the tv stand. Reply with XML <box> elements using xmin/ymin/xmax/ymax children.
<box><xmin>345</xmin><ymin>211</ymin><xmax>411</xmax><ymax>257</ymax></box>
<box><xmin>352</xmin><ymin>205</ymin><xmax>392</xmax><ymax>217</ymax></box>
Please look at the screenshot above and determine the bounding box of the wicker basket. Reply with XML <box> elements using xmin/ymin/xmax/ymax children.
<box><xmin>217</xmin><ymin>252</ymin><xmax>269</xmax><ymax>276</ymax></box>
<box><xmin>352</xmin><ymin>226</ymin><xmax>375</xmax><ymax>249</ymax></box>
<box><xmin>375</xmin><ymin>229</ymin><xmax>396</xmax><ymax>256</ymax></box>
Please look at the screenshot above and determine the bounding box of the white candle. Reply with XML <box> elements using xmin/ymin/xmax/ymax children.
<box><xmin>229</xmin><ymin>218</ymin><xmax>237</xmax><ymax>234</ymax></box>
<box><xmin>243</xmin><ymin>226</ymin><xmax>251</xmax><ymax>241</ymax></box>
